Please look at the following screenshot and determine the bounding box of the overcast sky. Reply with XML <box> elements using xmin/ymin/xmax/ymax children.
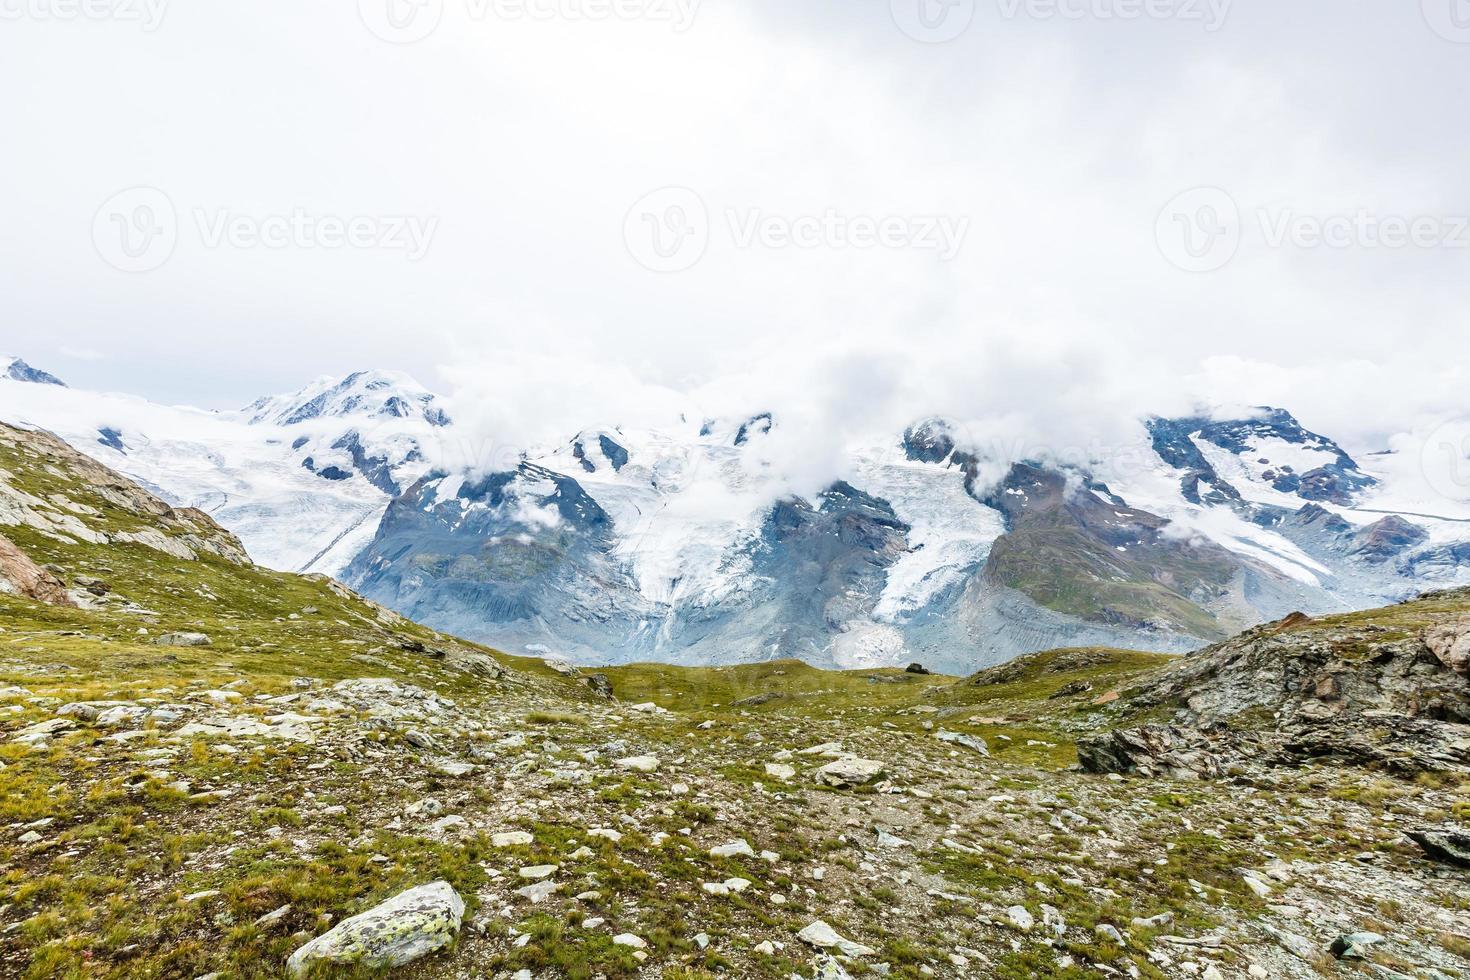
<box><xmin>2</xmin><ymin>0</ymin><xmax>1467</xmax><ymax>454</ymax></box>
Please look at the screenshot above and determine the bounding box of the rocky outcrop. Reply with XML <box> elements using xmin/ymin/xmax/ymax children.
<box><xmin>1077</xmin><ymin>724</ymin><xmax>1223</xmax><ymax>780</ymax></box>
<box><xmin>1405</xmin><ymin>828</ymin><xmax>1470</xmax><ymax>868</ymax></box>
<box><xmin>1083</xmin><ymin>592</ymin><xmax>1470</xmax><ymax>778</ymax></box>
<box><xmin>0</xmin><ymin>531</ymin><xmax>75</xmax><ymax>606</ymax></box>
<box><xmin>0</xmin><ymin>423</ymin><xmax>250</xmax><ymax>564</ymax></box>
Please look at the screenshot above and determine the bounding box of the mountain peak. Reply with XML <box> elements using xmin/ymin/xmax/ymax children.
<box><xmin>1</xmin><ymin>356</ymin><xmax>66</xmax><ymax>387</ymax></box>
<box><xmin>1147</xmin><ymin>406</ymin><xmax>1374</xmax><ymax>507</ymax></box>
<box><xmin>243</xmin><ymin>370</ymin><xmax>450</xmax><ymax>428</ymax></box>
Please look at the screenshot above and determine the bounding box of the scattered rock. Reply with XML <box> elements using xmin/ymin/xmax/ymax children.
<box><xmin>936</xmin><ymin>729</ymin><xmax>989</xmax><ymax>756</ymax></box>
<box><xmin>615</xmin><ymin>755</ymin><xmax>659</xmax><ymax>773</ymax></box>
<box><xmin>155</xmin><ymin>632</ymin><xmax>212</xmax><ymax>648</ymax></box>
<box><xmin>1329</xmin><ymin>932</ymin><xmax>1384</xmax><ymax>960</ymax></box>
<box><xmin>798</xmin><ymin>920</ymin><xmax>875</xmax><ymax>957</ymax></box>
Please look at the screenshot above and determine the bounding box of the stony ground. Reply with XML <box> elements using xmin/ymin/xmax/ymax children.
<box><xmin>3</xmin><ymin>612</ymin><xmax>1467</xmax><ymax>979</ymax></box>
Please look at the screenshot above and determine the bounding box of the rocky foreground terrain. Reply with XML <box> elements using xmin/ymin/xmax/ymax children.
<box><xmin>0</xmin><ymin>420</ymin><xmax>1467</xmax><ymax>980</ymax></box>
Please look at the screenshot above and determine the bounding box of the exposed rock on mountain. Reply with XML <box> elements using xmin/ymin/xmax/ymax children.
<box><xmin>0</xmin><ymin>531</ymin><xmax>75</xmax><ymax>606</ymax></box>
<box><xmin>1</xmin><ymin>356</ymin><xmax>66</xmax><ymax>387</ymax></box>
<box><xmin>980</xmin><ymin>462</ymin><xmax>1301</xmax><ymax>643</ymax></box>
<box><xmin>1149</xmin><ymin>408</ymin><xmax>1375</xmax><ymax>507</ymax></box>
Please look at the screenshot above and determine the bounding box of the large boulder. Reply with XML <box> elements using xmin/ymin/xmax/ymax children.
<box><xmin>815</xmin><ymin>757</ymin><xmax>885</xmax><ymax>787</ymax></box>
<box><xmin>0</xmin><ymin>533</ymin><xmax>75</xmax><ymax>607</ymax></box>
<box><xmin>285</xmin><ymin>880</ymin><xmax>465</xmax><ymax>976</ymax></box>
<box><xmin>1426</xmin><ymin>621</ymin><xmax>1470</xmax><ymax>675</ymax></box>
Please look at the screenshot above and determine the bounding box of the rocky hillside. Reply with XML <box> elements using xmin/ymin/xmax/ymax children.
<box><xmin>2</xmin><ymin>419</ymin><xmax>1468</xmax><ymax>980</ymax></box>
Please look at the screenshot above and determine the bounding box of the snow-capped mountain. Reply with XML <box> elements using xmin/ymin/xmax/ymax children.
<box><xmin>4</xmin><ymin>356</ymin><xmax>1469</xmax><ymax>673</ymax></box>
<box><xmin>346</xmin><ymin>405</ymin><xmax>1470</xmax><ymax>672</ymax></box>
<box><xmin>2</xmin><ymin>356</ymin><xmax>66</xmax><ymax>387</ymax></box>
<box><xmin>0</xmin><ymin>364</ymin><xmax>443</xmax><ymax>576</ymax></box>
<box><xmin>243</xmin><ymin>370</ymin><xmax>451</xmax><ymax>429</ymax></box>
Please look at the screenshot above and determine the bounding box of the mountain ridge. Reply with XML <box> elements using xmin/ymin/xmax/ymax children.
<box><xmin>2</xmin><ymin>357</ymin><xmax>1468</xmax><ymax>674</ymax></box>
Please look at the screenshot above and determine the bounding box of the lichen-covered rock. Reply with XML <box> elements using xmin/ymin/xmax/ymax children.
<box><xmin>285</xmin><ymin>880</ymin><xmax>465</xmax><ymax>976</ymax></box>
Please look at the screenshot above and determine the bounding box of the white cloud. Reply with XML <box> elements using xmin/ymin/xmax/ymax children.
<box><xmin>0</xmin><ymin>0</ymin><xmax>1465</xmax><ymax>463</ymax></box>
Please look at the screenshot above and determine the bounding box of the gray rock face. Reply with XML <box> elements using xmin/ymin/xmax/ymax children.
<box><xmin>1077</xmin><ymin>725</ymin><xmax>1223</xmax><ymax>780</ymax></box>
<box><xmin>1081</xmin><ymin>591</ymin><xmax>1470</xmax><ymax>778</ymax></box>
<box><xmin>1405</xmin><ymin>828</ymin><xmax>1470</xmax><ymax>868</ymax></box>
<box><xmin>285</xmin><ymin>880</ymin><xmax>465</xmax><ymax>976</ymax></box>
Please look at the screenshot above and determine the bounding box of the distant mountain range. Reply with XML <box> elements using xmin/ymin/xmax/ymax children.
<box><xmin>4</xmin><ymin>356</ymin><xmax>1468</xmax><ymax>673</ymax></box>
